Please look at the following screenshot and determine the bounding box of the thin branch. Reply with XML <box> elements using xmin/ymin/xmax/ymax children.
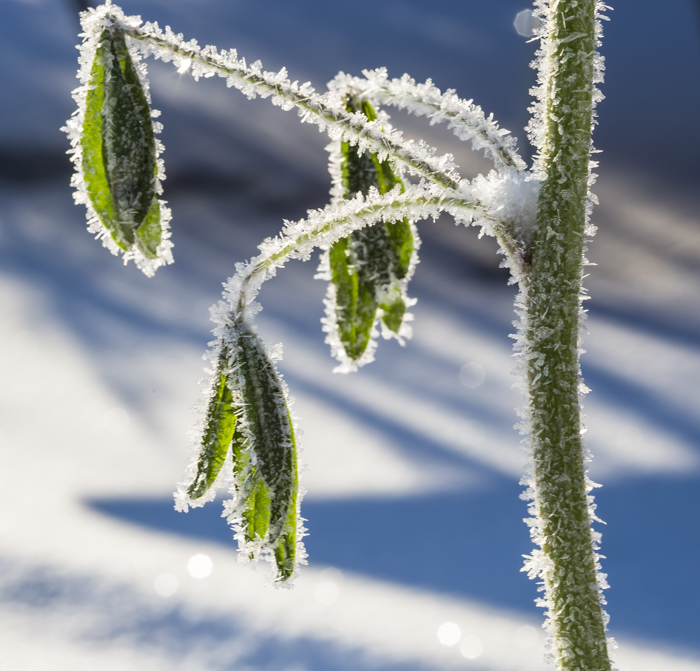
<box><xmin>334</xmin><ymin>69</ymin><xmax>527</xmax><ymax>172</ymax></box>
<box><xmin>206</xmin><ymin>185</ymin><xmax>521</xmax><ymax>332</ymax></box>
<box><xmin>113</xmin><ymin>20</ymin><xmax>464</xmax><ymax>193</ymax></box>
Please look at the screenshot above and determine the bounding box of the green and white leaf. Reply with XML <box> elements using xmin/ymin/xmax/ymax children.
<box><xmin>63</xmin><ymin>4</ymin><xmax>172</xmax><ymax>277</ymax></box>
<box><xmin>177</xmin><ymin>325</ymin><xmax>304</xmax><ymax>584</ymax></box>
<box><xmin>320</xmin><ymin>97</ymin><xmax>419</xmax><ymax>373</ymax></box>
<box><xmin>185</xmin><ymin>362</ymin><xmax>239</xmax><ymax>502</ymax></box>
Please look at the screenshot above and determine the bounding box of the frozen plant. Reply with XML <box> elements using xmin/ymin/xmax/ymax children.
<box><xmin>63</xmin><ymin>1</ymin><xmax>614</xmax><ymax>669</ymax></box>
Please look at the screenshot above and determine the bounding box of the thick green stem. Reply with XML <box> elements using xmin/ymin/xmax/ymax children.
<box><xmin>525</xmin><ymin>1</ymin><xmax>611</xmax><ymax>670</ymax></box>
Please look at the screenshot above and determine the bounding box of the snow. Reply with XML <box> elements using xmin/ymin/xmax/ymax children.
<box><xmin>1</xmin><ymin>172</ymin><xmax>700</xmax><ymax>670</ymax></box>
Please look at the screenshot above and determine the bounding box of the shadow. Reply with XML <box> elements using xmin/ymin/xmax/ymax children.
<box><xmin>583</xmin><ymin>359</ymin><xmax>700</xmax><ymax>451</ymax></box>
<box><xmin>88</xmin><ymin>482</ymin><xmax>537</xmax><ymax>613</ymax></box>
<box><xmin>0</xmin><ymin>556</ymin><xmax>429</xmax><ymax>671</ymax></box>
<box><xmin>282</xmin><ymin>371</ymin><xmax>514</xmax><ymax>474</ymax></box>
<box><xmin>589</xmin><ymin>301</ymin><xmax>700</xmax><ymax>352</ymax></box>
<box><xmin>0</xmin><ymin>148</ymin><xmax>73</xmax><ymax>183</ymax></box>
<box><xmin>87</xmin><ymin>472</ymin><xmax>700</xmax><ymax>654</ymax></box>
<box><xmin>596</xmin><ymin>475</ymin><xmax>700</xmax><ymax>652</ymax></box>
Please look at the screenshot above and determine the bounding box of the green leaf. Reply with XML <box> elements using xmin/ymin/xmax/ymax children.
<box><xmin>81</xmin><ymin>27</ymin><xmax>160</xmax><ymax>254</ymax></box>
<box><xmin>186</xmin><ymin>368</ymin><xmax>237</xmax><ymax>500</ymax></box>
<box><xmin>235</xmin><ymin>327</ymin><xmax>297</xmax><ymax>539</ymax></box>
<box><xmin>380</xmin><ymin>296</ymin><xmax>406</xmax><ymax>334</ymax></box>
<box><xmin>328</xmin><ymin>98</ymin><xmax>415</xmax><ymax>363</ymax></box>
<box><xmin>241</xmin><ymin>469</ymin><xmax>271</xmax><ymax>542</ymax></box>
<box><xmin>224</xmin><ymin>325</ymin><xmax>299</xmax><ymax>581</ymax></box>
<box><xmin>328</xmin><ymin>235</ymin><xmax>375</xmax><ymax>361</ymax></box>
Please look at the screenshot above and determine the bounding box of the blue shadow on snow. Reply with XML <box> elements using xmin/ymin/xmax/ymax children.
<box><xmin>88</xmin><ymin>473</ymin><xmax>700</xmax><ymax>655</ymax></box>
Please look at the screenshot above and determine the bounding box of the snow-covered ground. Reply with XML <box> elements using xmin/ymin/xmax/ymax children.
<box><xmin>1</xmin><ymin>0</ymin><xmax>699</xmax><ymax>669</ymax></box>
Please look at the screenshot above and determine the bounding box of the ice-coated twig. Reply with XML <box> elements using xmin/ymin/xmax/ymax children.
<box><xmin>332</xmin><ymin>69</ymin><xmax>527</xmax><ymax>173</ymax></box>
<box><xmin>186</xmin><ymin>174</ymin><xmax>532</xmax><ymax>579</ymax></box>
<box><xmin>179</xmin><ymin>183</ymin><xmax>495</xmax><ymax>584</ymax></box>
<box><xmin>78</xmin><ymin>14</ymin><xmax>469</xmax><ymax>193</ymax></box>
<box><xmin>211</xmin><ymin>183</ymin><xmax>521</xmax><ymax>334</ymax></box>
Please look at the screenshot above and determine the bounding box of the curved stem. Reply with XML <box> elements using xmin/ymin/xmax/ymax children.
<box><xmin>524</xmin><ymin>1</ymin><xmax>611</xmax><ymax>669</ymax></box>
<box><xmin>116</xmin><ymin>23</ymin><xmax>463</xmax><ymax>193</ymax></box>
<box><xmin>337</xmin><ymin>70</ymin><xmax>526</xmax><ymax>172</ymax></box>
<box><xmin>222</xmin><ymin>189</ymin><xmax>518</xmax><ymax>325</ymax></box>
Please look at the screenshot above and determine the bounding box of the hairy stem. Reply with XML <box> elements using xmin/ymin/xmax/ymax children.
<box><xmin>120</xmin><ymin>25</ymin><xmax>463</xmax><ymax>193</ymax></box>
<box><xmin>340</xmin><ymin>71</ymin><xmax>526</xmax><ymax>172</ymax></box>
<box><xmin>230</xmin><ymin>191</ymin><xmax>511</xmax><ymax>321</ymax></box>
<box><xmin>525</xmin><ymin>1</ymin><xmax>611</xmax><ymax>670</ymax></box>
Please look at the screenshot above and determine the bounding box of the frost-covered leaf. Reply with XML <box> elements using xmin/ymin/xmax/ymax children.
<box><xmin>82</xmin><ymin>27</ymin><xmax>159</xmax><ymax>255</ymax></box>
<box><xmin>180</xmin><ymin>324</ymin><xmax>299</xmax><ymax>582</ymax></box>
<box><xmin>329</xmin><ymin>234</ymin><xmax>376</xmax><ymax>361</ymax></box>
<box><xmin>241</xmin><ymin>469</ymin><xmax>271</xmax><ymax>543</ymax></box>
<box><xmin>64</xmin><ymin>5</ymin><xmax>172</xmax><ymax>276</ymax></box>
<box><xmin>326</xmin><ymin>98</ymin><xmax>417</xmax><ymax>369</ymax></box>
<box><xmin>186</xmin><ymin>367</ymin><xmax>237</xmax><ymax>500</ymax></box>
<box><xmin>231</xmin><ymin>326</ymin><xmax>299</xmax><ymax>570</ymax></box>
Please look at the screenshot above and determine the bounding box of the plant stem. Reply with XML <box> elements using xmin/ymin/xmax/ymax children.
<box><xmin>230</xmin><ymin>191</ymin><xmax>511</xmax><ymax>319</ymax></box>
<box><xmin>337</xmin><ymin>71</ymin><xmax>526</xmax><ymax>172</ymax></box>
<box><xmin>525</xmin><ymin>1</ymin><xmax>611</xmax><ymax>669</ymax></box>
<box><xmin>121</xmin><ymin>26</ymin><xmax>463</xmax><ymax>193</ymax></box>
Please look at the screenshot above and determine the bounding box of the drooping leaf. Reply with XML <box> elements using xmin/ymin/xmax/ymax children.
<box><xmin>208</xmin><ymin>324</ymin><xmax>300</xmax><ymax>581</ymax></box>
<box><xmin>81</xmin><ymin>27</ymin><xmax>160</xmax><ymax>258</ymax></box>
<box><xmin>241</xmin><ymin>469</ymin><xmax>272</xmax><ymax>543</ymax></box>
<box><xmin>186</xmin><ymin>366</ymin><xmax>237</xmax><ymax>500</ymax></box>
<box><xmin>233</xmin><ymin>326</ymin><xmax>298</xmax><ymax>546</ymax></box>
<box><xmin>329</xmin><ymin>235</ymin><xmax>372</xmax><ymax>361</ymax></box>
<box><xmin>328</xmin><ymin>98</ymin><xmax>415</xmax><ymax>365</ymax></box>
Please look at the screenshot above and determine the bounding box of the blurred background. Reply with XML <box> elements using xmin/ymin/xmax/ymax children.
<box><xmin>1</xmin><ymin>0</ymin><xmax>699</xmax><ymax>669</ymax></box>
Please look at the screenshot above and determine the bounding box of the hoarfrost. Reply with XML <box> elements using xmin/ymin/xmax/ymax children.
<box><xmin>516</xmin><ymin>1</ymin><xmax>614</xmax><ymax>665</ymax></box>
<box><xmin>330</xmin><ymin>69</ymin><xmax>527</xmax><ymax>173</ymax></box>
<box><xmin>63</xmin><ymin>2</ymin><xmax>173</xmax><ymax>276</ymax></box>
<box><xmin>71</xmin><ymin>4</ymin><xmax>614</xmax><ymax>636</ymax></box>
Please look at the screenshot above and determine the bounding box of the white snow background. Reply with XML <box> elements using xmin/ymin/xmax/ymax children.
<box><xmin>1</xmin><ymin>0</ymin><xmax>699</xmax><ymax>669</ymax></box>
